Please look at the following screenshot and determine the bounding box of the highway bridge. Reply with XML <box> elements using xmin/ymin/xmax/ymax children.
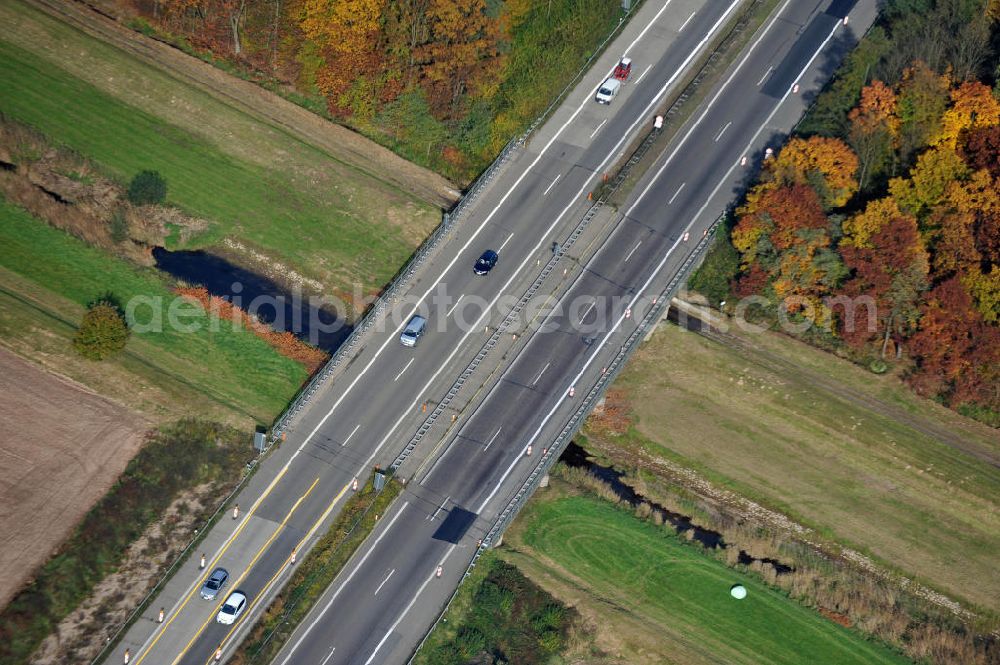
<box><xmin>106</xmin><ymin>0</ymin><xmax>877</xmax><ymax>663</ymax></box>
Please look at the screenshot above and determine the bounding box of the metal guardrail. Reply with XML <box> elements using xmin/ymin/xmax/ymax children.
<box><xmin>89</xmin><ymin>461</ymin><xmax>260</xmax><ymax>665</ymax></box>
<box><xmin>267</xmin><ymin>1</ymin><xmax>647</xmax><ymax>445</ymax></box>
<box><xmin>268</xmin><ymin>134</ymin><xmax>521</xmax><ymax>444</ymax></box>
<box><xmin>406</xmin><ymin>218</ymin><xmax>723</xmax><ymax>664</ymax></box>
<box><xmin>389</xmin><ymin>119</ymin><xmax>668</xmax><ymax>472</ymax></box>
<box><xmin>475</xmin><ymin>217</ymin><xmax>722</xmax><ymax>547</ymax></box>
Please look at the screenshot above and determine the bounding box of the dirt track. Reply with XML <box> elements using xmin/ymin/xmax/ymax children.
<box><xmin>28</xmin><ymin>0</ymin><xmax>459</xmax><ymax>209</ymax></box>
<box><xmin>0</xmin><ymin>349</ymin><xmax>148</xmax><ymax>608</ymax></box>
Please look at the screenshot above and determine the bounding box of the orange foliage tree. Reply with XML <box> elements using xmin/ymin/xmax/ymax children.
<box><xmin>415</xmin><ymin>0</ymin><xmax>504</xmax><ymax>118</ymax></box>
<box><xmin>300</xmin><ymin>0</ymin><xmax>388</xmax><ymax>115</ymax></box>
<box><xmin>767</xmin><ymin>136</ymin><xmax>859</xmax><ymax>209</ymax></box>
<box><xmin>848</xmin><ymin>80</ymin><xmax>899</xmax><ymax>190</ymax></box>
<box><xmin>839</xmin><ymin>215</ymin><xmax>929</xmax><ymax>354</ymax></box>
<box><xmin>932</xmin><ymin>81</ymin><xmax>1000</xmax><ymax>150</ymax></box>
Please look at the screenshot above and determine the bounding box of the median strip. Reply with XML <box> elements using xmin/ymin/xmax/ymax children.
<box><xmin>231</xmin><ymin>475</ymin><xmax>403</xmax><ymax>664</ymax></box>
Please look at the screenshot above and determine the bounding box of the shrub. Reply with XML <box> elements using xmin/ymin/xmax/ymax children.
<box><xmin>688</xmin><ymin>231</ymin><xmax>739</xmax><ymax>306</ymax></box>
<box><xmin>73</xmin><ymin>300</ymin><xmax>129</xmax><ymax>360</ymax></box>
<box><xmin>126</xmin><ymin>170</ymin><xmax>167</xmax><ymax>206</ymax></box>
<box><xmin>109</xmin><ymin>209</ymin><xmax>129</xmax><ymax>243</ymax></box>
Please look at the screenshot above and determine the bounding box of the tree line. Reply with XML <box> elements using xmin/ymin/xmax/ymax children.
<box><xmin>693</xmin><ymin>0</ymin><xmax>1000</xmax><ymax>424</ymax></box>
<box><xmin>131</xmin><ymin>0</ymin><xmax>622</xmax><ymax>179</ymax></box>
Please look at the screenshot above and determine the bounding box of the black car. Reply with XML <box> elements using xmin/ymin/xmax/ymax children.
<box><xmin>474</xmin><ymin>250</ymin><xmax>499</xmax><ymax>275</ymax></box>
<box><xmin>200</xmin><ymin>567</ymin><xmax>229</xmax><ymax>601</ymax></box>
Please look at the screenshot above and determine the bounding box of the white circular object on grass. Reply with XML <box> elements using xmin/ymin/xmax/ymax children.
<box><xmin>730</xmin><ymin>584</ymin><xmax>747</xmax><ymax>599</ymax></box>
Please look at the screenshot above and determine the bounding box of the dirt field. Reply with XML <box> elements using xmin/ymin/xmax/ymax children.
<box><xmin>0</xmin><ymin>348</ymin><xmax>148</xmax><ymax>607</ymax></box>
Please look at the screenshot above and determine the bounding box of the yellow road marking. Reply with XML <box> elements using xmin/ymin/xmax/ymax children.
<box><xmin>133</xmin><ymin>465</ymin><xmax>292</xmax><ymax>665</ymax></box>
<box><xmin>202</xmin><ymin>479</ymin><xmax>355</xmax><ymax>665</ymax></box>
<box><xmin>170</xmin><ymin>476</ymin><xmax>320</xmax><ymax>665</ymax></box>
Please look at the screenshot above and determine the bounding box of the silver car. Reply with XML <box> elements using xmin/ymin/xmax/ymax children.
<box><xmin>399</xmin><ymin>315</ymin><xmax>427</xmax><ymax>347</ymax></box>
<box><xmin>200</xmin><ymin>567</ymin><xmax>229</xmax><ymax>601</ymax></box>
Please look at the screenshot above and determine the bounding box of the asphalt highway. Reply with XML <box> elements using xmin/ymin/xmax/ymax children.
<box><xmin>110</xmin><ymin>2</ymin><xmax>747</xmax><ymax>664</ymax></box>
<box><xmin>271</xmin><ymin>1</ymin><xmax>880</xmax><ymax>664</ymax></box>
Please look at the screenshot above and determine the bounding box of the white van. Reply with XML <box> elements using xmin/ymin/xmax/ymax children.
<box><xmin>595</xmin><ymin>78</ymin><xmax>622</xmax><ymax>104</ymax></box>
<box><xmin>399</xmin><ymin>315</ymin><xmax>427</xmax><ymax>347</ymax></box>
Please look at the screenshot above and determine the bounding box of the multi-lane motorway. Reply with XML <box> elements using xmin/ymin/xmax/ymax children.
<box><xmin>110</xmin><ymin>0</ymin><xmax>878</xmax><ymax>663</ymax></box>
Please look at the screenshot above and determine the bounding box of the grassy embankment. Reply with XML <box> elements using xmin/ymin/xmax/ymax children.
<box><xmin>0</xmin><ymin>420</ymin><xmax>250</xmax><ymax>665</ymax></box>
<box><xmin>416</xmin><ymin>480</ymin><xmax>909</xmax><ymax>665</ymax></box>
<box><xmin>0</xmin><ymin>0</ymin><xmax>438</xmax><ymax>296</ymax></box>
<box><xmin>0</xmin><ymin>198</ymin><xmax>304</xmax><ymax>424</ymax></box>
<box><xmin>585</xmin><ymin>321</ymin><xmax>1000</xmax><ymax>613</ymax></box>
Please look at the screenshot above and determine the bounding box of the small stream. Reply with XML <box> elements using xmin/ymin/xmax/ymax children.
<box><xmin>153</xmin><ymin>248</ymin><xmax>352</xmax><ymax>353</ymax></box>
<box><xmin>559</xmin><ymin>442</ymin><xmax>794</xmax><ymax>574</ymax></box>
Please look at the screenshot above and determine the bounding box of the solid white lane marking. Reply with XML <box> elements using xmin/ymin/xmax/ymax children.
<box><xmin>532</xmin><ymin>362</ymin><xmax>551</xmax><ymax>386</ymax></box>
<box><xmin>292</xmin><ymin>0</ymin><xmax>695</xmax><ymax>466</ymax></box>
<box><xmin>394</xmin><ymin>358</ymin><xmax>414</xmax><ymax>382</ymax></box>
<box><xmin>276</xmin><ymin>503</ymin><xmax>408</xmax><ymax>665</ymax></box>
<box><xmin>498</xmin><ymin>232</ymin><xmax>514</xmax><ymax>252</ymax></box>
<box><xmin>624</xmin><ymin>240</ymin><xmax>642</xmax><ymax>262</ymax></box>
<box><xmin>374</xmin><ymin>569</ymin><xmax>395</xmax><ymax>596</ymax></box>
<box><xmin>364</xmin><ymin>545</ymin><xmax>458</xmax><ymax>665</ymax></box>
<box><xmin>320</xmin><ymin>647</ymin><xmax>336</xmax><ymax>665</ymax></box>
<box><xmin>408</xmin><ymin>0</ymin><xmax>748</xmax><ymax>490</ymax></box>
<box><xmin>299</xmin><ymin>10</ymin><xmax>840</xmax><ymax>665</ymax></box>
<box><xmin>579</xmin><ymin>302</ymin><xmax>595</xmax><ymax>322</ymax></box>
<box><xmin>293</xmin><ymin>0</ymin><xmax>742</xmax><ymax>479</ymax></box>
<box><xmin>757</xmin><ymin>65</ymin><xmax>773</xmax><ymax>86</ymax></box>
<box><xmin>668</xmin><ymin>182</ymin><xmax>686</xmax><ymax>204</ymax></box>
<box><xmin>484</xmin><ymin>427</ymin><xmax>502</xmax><ymax>452</ymax></box>
<box><xmin>479</xmin><ymin>0</ymin><xmax>818</xmax><ymax>518</ymax></box>
<box><xmin>590</xmin><ymin>118</ymin><xmax>609</xmax><ymax>138</ymax></box>
<box><xmin>446</xmin><ymin>294</ymin><xmax>465</xmax><ymax>317</ymax></box>
<box><xmin>627</xmin><ymin>0</ymin><xmax>798</xmax><ymax>219</ymax></box>
<box><xmin>714</xmin><ymin>121</ymin><xmax>732</xmax><ymax>141</ymax></box>
<box><xmin>635</xmin><ymin>63</ymin><xmax>653</xmax><ymax>84</ymax></box>
<box><xmin>542</xmin><ymin>174</ymin><xmax>561</xmax><ymax>195</ymax></box>
<box><xmin>342</xmin><ymin>424</ymin><xmax>360</xmax><ymax>447</ymax></box>
<box><xmin>679</xmin><ymin>10</ymin><xmax>696</xmax><ymax>31</ymax></box>
<box><xmin>430</xmin><ymin>496</ymin><xmax>450</xmax><ymax>522</ymax></box>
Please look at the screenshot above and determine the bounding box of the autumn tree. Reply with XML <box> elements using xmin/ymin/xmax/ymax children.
<box><xmin>841</xmin><ymin>197</ymin><xmax>905</xmax><ymax>249</ymax></box>
<box><xmin>848</xmin><ymin>80</ymin><xmax>899</xmax><ymax>190</ymax></box>
<box><xmin>767</xmin><ymin>136</ymin><xmax>859</xmax><ymax>209</ymax></box>
<box><xmin>960</xmin><ymin>125</ymin><xmax>1000</xmax><ymax>178</ymax></box>
<box><xmin>415</xmin><ymin>0</ymin><xmax>503</xmax><ymax>119</ymax></box>
<box><xmin>944</xmin><ymin>167</ymin><xmax>1000</xmax><ymax>265</ymax></box>
<box><xmin>887</xmin><ymin>145</ymin><xmax>968</xmax><ymax>220</ymax></box>
<box><xmin>908</xmin><ymin>277</ymin><xmax>999</xmax><ymax>413</ymax></box>
<box><xmin>301</xmin><ymin>0</ymin><xmax>387</xmax><ymax>115</ymax></box>
<box><xmin>839</xmin><ymin>215</ymin><xmax>929</xmax><ymax>355</ymax></box>
<box><xmin>962</xmin><ymin>266</ymin><xmax>1000</xmax><ymax>324</ymax></box>
<box><xmin>932</xmin><ymin>80</ymin><xmax>1000</xmax><ymax>149</ymax></box>
<box><xmin>732</xmin><ymin>185</ymin><xmax>844</xmax><ymax>319</ymax></box>
<box><xmin>895</xmin><ymin>62</ymin><xmax>950</xmax><ymax>165</ymax></box>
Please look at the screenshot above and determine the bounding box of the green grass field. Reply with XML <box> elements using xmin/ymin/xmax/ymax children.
<box><xmin>590</xmin><ymin>322</ymin><xmax>1000</xmax><ymax>611</ymax></box>
<box><xmin>0</xmin><ymin>0</ymin><xmax>437</xmax><ymax>295</ymax></box>
<box><xmin>0</xmin><ymin>198</ymin><xmax>304</xmax><ymax>423</ymax></box>
<box><xmin>504</xmin><ymin>490</ymin><xmax>910</xmax><ymax>665</ymax></box>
